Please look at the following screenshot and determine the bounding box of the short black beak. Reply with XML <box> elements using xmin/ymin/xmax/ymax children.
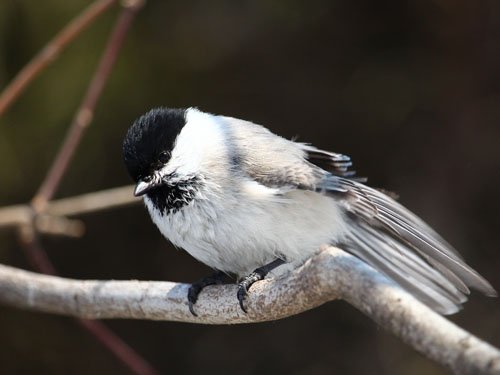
<box><xmin>134</xmin><ymin>179</ymin><xmax>157</xmax><ymax>197</ymax></box>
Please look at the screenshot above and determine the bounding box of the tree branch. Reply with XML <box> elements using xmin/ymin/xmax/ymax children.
<box><xmin>0</xmin><ymin>246</ymin><xmax>498</xmax><ymax>374</ymax></box>
<box><xmin>31</xmin><ymin>0</ymin><xmax>145</xmax><ymax>213</ymax></box>
<box><xmin>43</xmin><ymin>184</ymin><xmax>139</xmax><ymax>217</ymax></box>
<box><xmin>0</xmin><ymin>1</ymin><xmax>158</xmax><ymax>373</ymax></box>
<box><xmin>0</xmin><ymin>0</ymin><xmax>118</xmax><ymax>117</ymax></box>
<box><xmin>0</xmin><ymin>185</ymin><xmax>138</xmax><ymax>237</ymax></box>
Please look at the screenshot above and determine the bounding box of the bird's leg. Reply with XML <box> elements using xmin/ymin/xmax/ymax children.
<box><xmin>237</xmin><ymin>258</ymin><xmax>286</xmax><ymax>313</ymax></box>
<box><xmin>188</xmin><ymin>270</ymin><xmax>227</xmax><ymax>316</ymax></box>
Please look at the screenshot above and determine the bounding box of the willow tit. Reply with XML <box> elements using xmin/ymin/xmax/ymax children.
<box><xmin>123</xmin><ymin>107</ymin><xmax>496</xmax><ymax>315</ymax></box>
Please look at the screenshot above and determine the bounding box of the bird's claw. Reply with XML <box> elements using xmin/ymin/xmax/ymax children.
<box><xmin>187</xmin><ymin>285</ymin><xmax>200</xmax><ymax>317</ymax></box>
<box><xmin>188</xmin><ymin>261</ymin><xmax>284</xmax><ymax>315</ymax></box>
<box><xmin>237</xmin><ymin>270</ymin><xmax>265</xmax><ymax>313</ymax></box>
<box><xmin>187</xmin><ymin>271</ymin><xmax>227</xmax><ymax>317</ymax></box>
<box><xmin>237</xmin><ymin>285</ymin><xmax>249</xmax><ymax>313</ymax></box>
<box><xmin>188</xmin><ymin>301</ymin><xmax>198</xmax><ymax>317</ymax></box>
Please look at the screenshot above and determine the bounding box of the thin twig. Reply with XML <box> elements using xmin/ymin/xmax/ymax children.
<box><xmin>17</xmin><ymin>207</ymin><xmax>157</xmax><ymax>375</ymax></box>
<box><xmin>6</xmin><ymin>1</ymin><xmax>155</xmax><ymax>373</ymax></box>
<box><xmin>17</xmin><ymin>225</ymin><xmax>57</xmax><ymax>275</ymax></box>
<box><xmin>0</xmin><ymin>0</ymin><xmax>118</xmax><ymax>117</ymax></box>
<box><xmin>31</xmin><ymin>0</ymin><xmax>145</xmax><ymax>213</ymax></box>
<box><xmin>46</xmin><ymin>184</ymin><xmax>138</xmax><ymax>217</ymax></box>
<box><xmin>77</xmin><ymin>319</ymin><xmax>159</xmax><ymax>375</ymax></box>
<box><xmin>0</xmin><ymin>247</ymin><xmax>498</xmax><ymax>374</ymax></box>
<box><xmin>14</xmin><ymin>228</ymin><xmax>157</xmax><ymax>375</ymax></box>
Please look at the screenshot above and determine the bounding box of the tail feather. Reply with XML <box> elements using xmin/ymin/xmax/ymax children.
<box><xmin>344</xmin><ymin>222</ymin><xmax>466</xmax><ymax>314</ymax></box>
<box><xmin>326</xmin><ymin>177</ymin><xmax>497</xmax><ymax>314</ymax></box>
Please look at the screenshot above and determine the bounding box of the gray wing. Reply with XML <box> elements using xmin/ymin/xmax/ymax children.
<box><xmin>222</xmin><ymin>116</ymin><xmax>340</xmax><ymax>190</ymax></box>
<box><xmin>299</xmin><ymin>146</ymin><xmax>495</xmax><ymax>313</ymax></box>
<box><xmin>224</xmin><ymin>116</ymin><xmax>496</xmax><ymax>314</ymax></box>
<box><xmin>328</xmin><ymin>177</ymin><xmax>497</xmax><ymax>314</ymax></box>
<box><xmin>222</xmin><ymin>115</ymin><xmax>357</xmax><ymax>191</ymax></box>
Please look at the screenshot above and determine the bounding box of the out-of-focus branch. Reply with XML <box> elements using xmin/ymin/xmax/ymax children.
<box><xmin>77</xmin><ymin>319</ymin><xmax>159</xmax><ymax>375</ymax></box>
<box><xmin>0</xmin><ymin>185</ymin><xmax>138</xmax><ymax>237</ymax></box>
<box><xmin>0</xmin><ymin>0</ymin><xmax>118</xmax><ymax>117</ymax></box>
<box><xmin>0</xmin><ymin>247</ymin><xmax>498</xmax><ymax>375</ymax></box>
<box><xmin>46</xmin><ymin>184</ymin><xmax>138</xmax><ymax>216</ymax></box>
<box><xmin>15</xmin><ymin>224</ymin><xmax>157</xmax><ymax>375</ymax></box>
<box><xmin>0</xmin><ymin>209</ymin><xmax>84</xmax><ymax>238</ymax></box>
<box><xmin>15</xmin><ymin>205</ymin><xmax>157</xmax><ymax>375</ymax></box>
<box><xmin>17</xmin><ymin>225</ymin><xmax>57</xmax><ymax>275</ymax></box>
<box><xmin>2</xmin><ymin>1</ymin><xmax>155</xmax><ymax>373</ymax></box>
<box><xmin>31</xmin><ymin>0</ymin><xmax>145</xmax><ymax>213</ymax></box>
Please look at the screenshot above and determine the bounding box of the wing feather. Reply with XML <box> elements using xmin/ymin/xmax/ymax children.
<box><xmin>223</xmin><ymin>116</ymin><xmax>496</xmax><ymax>313</ymax></box>
<box><xmin>330</xmin><ymin>177</ymin><xmax>497</xmax><ymax>313</ymax></box>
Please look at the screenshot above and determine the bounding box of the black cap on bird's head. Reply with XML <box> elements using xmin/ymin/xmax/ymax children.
<box><xmin>123</xmin><ymin>107</ymin><xmax>187</xmax><ymax>196</ymax></box>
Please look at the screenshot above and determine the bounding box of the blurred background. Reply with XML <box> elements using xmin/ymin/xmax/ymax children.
<box><xmin>0</xmin><ymin>0</ymin><xmax>499</xmax><ymax>374</ymax></box>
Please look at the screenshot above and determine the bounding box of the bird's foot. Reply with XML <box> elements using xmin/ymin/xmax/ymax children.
<box><xmin>188</xmin><ymin>271</ymin><xmax>227</xmax><ymax>316</ymax></box>
<box><xmin>237</xmin><ymin>270</ymin><xmax>266</xmax><ymax>313</ymax></box>
<box><xmin>237</xmin><ymin>259</ymin><xmax>286</xmax><ymax>313</ymax></box>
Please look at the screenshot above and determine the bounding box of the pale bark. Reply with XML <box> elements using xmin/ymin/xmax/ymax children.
<box><xmin>0</xmin><ymin>185</ymin><xmax>138</xmax><ymax>237</ymax></box>
<box><xmin>0</xmin><ymin>246</ymin><xmax>498</xmax><ymax>374</ymax></box>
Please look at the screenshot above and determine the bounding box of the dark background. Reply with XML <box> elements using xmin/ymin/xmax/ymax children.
<box><xmin>0</xmin><ymin>0</ymin><xmax>499</xmax><ymax>374</ymax></box>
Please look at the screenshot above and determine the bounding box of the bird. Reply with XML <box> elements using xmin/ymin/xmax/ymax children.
<box><xmin>122</xmin><ymin>107</ymin><xmax>497</xmax><ymax>316</ymax></box>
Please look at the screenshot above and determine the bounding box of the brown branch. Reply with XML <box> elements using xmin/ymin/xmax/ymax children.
<box><xmin>77</xmin><ymin>319</ymin><xmax>159</xmax><ymax>375</ymax></box>
<box><xmin>17</xmin><ymin>223</ymin><xmax>159</xmax><ymax>375</ymax></box>
<box><xmin>14</xmin><ymin>227</ymin><xmax>157</xmax><ymax>374</ymax></box>
<box><xmin>17</xmin><ymin>225</ymin><xmax>57</xmax><ymax>275</ymax></box>
<box><xmin>16</xmin><ymin>200</ymin><xmax>157</xmax><ymax>375</ymax></box>
<box><xmin>31</xmin><ymin>0</ymin><xmax>145</xmax><ymax>213</ymax></box>
<box><xmin>3</xmin><ymin>1</ymin><xmax>154</xmax><ymax>373</ymax></box>
<box><xmin>0</xmin><ymin>247</ymin><xmax>498</xmax><ymax>374</ymax></box>
<box><xmin>0</xmin><ymin>0</ymin><xmax>118</xmax><ymax>117</ymax></box>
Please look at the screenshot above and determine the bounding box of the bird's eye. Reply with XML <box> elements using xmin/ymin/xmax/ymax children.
<box><xmin>142</xmin><ymin>175</ymin><xmax>152</xmax><ymax>182</ymax></box>
<box><xmin>158</xmin><ymin>151</ymin><xmax>170</xmax><ymax>164</ymax></box>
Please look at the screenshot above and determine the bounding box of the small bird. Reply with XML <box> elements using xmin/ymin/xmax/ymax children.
<box><xmin>123</xmin><ymin>107</ymin><xmax>496</xmax><ymax>315</ymax></box>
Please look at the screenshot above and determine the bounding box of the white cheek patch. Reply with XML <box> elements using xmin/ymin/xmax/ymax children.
<box><xmin>168</xmin><ymin>108</ymin><xmax>227</xmax><ymax>176</ymax></box>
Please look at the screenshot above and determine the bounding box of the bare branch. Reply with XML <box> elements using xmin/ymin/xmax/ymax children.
<box><xmin>32</xmin><ymin>1</ymin><xmax>145</xmax><ymax>213</ymax></box>
<box><xmin>32</xmin><ymin>215</ymin><xmax>85</xmax><ymax>238</ymax></box>
<box><xmin>0</xmin><ymin>0</ymin><xmax>118</xmax><ymax>117</ymax></box>
<box><xmin>14</xmin><ymin>197</ymin><xmax>158</xmax><ymax>375</ymax></box>
<box><xmin>0</xmin><ymin>205</ymin><xmax>32</xmax><ymax>228</ymax></box>
<box><xmin>0</xmin><ymin>185</ymin><xmax>138</xmax><ymax>236</ymax></box>
<box><xmin>0</xmin><ymin>247</ymin><xmax>498</xmax><ymax>374</ymax></box>
<box><xmin>1</xmin><ymin>1</ymin><xmax>157</xmax><ymax>372</ymax></box>
<box><xmin>46</xmin><ymin>185</ymin><xmax>139</xmax><ymax>217</ymax></box>
<box><xmin>17</xmin><ymin>225</ymin><xmax>57</xmax><ymax>275</ymax></box>
<box><xmin>76</xmin><ymin>319</ymin><xmax>159</xmax><ymax>375</ymax></box>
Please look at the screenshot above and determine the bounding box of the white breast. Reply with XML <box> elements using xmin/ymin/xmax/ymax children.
<box><xmin>144</xmin><ymin>181</ymin><xmax>348</xmax><ymax>277</ymax></box>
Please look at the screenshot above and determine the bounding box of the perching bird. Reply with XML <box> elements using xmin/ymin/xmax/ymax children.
<box><xmin>123</xmin><ymin>107</ymin><xmax>496</xmax><ymax>315</ymax></box>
